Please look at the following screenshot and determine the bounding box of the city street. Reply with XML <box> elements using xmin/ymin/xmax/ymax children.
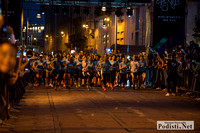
<box><xmin>0</xmin><ymin>86</ymin><xmax>200</xmax><ymax>133</ymax></box>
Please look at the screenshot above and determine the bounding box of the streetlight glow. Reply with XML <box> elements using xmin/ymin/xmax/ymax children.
<box><xmin>61</xmin><ymin>31</ymin><xmax>64</xmax><ymax>35</ymax></box>
<box><xmin>46</xmin><ymin>35</ymin><xmax>49</xmax><ymax>38</ymax></box>
<box><xmin>102</xmin><ymin>7</ymin><xmax>106</xmax><ymax>12</ymax></box>
<box><xmin>34</xmin><ymin>37</ymin><xmax>37</xmax><ymax>40</ymax></box>
<box><xmin>83</xmin><ymin>24</ymin><xmax>86</xmax><ymax>28</ymax></box>
<box><xmin>85</xmin><ymin>25</ymin><xmax>88</xmax><ymax>28</ymax></box>
<box><xmin>106</xmin><ymin>18</ymin><xmax>110</xmax><ymax>21</ymax></box>
<box><xmin>36</xmin><ymin>12</ymin><xmax>41</xmax><ymax>18</ymax></box>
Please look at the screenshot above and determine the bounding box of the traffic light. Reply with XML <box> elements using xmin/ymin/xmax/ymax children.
<box><xmin>126</xmin><ymin>8</ymin><xmax>133</xmax><ymax>18</ymax></box>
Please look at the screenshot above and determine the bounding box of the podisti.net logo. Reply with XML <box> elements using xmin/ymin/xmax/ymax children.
<box><xmin>157</xmin><ymin>121</ymin><xmax>194</xmax><ymax>130</ymax></box>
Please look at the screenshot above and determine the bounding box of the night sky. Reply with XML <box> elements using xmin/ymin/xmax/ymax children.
<box><xmin>23</xmin><ymin>2</ymin><xmax>45</xmax><ymax>26</ymax></box>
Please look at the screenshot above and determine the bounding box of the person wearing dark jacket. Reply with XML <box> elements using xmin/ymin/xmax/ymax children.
<box><xmin>166</xmin><ymin>53</ymin><xmax>180</xmax><ymax>96</ymax></box>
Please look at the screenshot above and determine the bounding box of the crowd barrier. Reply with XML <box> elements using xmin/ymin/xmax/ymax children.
<box><xmin>150</xmin><ymin>68</ymin><xmax>200</xmax><ymax>96</ymax></box>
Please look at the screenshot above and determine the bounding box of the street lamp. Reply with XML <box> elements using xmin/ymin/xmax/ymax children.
<box><xmin>102</xmin><ymin>7</ymin><xmax>106</xmax><ymax>12</ymax></box>
<box><xmin>85</xmin><ymin>25</ymin><xmax>88</xmax><ymax>29</ymax></box>
<box><xmin>36</xmin><ymin>12</ymin><xmax>41</xmax><ymax>18</ymax></box>
<box><xmin>106</xmin><ymin>17</ymin><xmax>110</xmax><ymax>22</ymax></box>
<box><xmin>61</xmin><ymin>31</ymin><xmax>65</xmax><ymax>38</ymax></box>
<box><xmin>83</xmin><ymin>24</ymin><xmax>88</xmax><ymax>28</ymax></box>
<box><xmin>61</xmin><ymin>31</ymin><xmax>64</xmax><ymax>35</ymax></box>
<box><xmin>46</xmin><ymin>35</ymin><xmax>49</xmax><ymax>38</ymax></box>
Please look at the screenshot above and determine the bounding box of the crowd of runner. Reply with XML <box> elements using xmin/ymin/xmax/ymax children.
<box><xmin>23</xmin><ymin>42</ymin><xmax>200</xmax><ymax>97</ymax></box>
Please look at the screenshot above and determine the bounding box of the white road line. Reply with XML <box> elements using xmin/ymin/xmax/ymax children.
<box><xmin>130</xmin><ymin>109</ymin><xmax>145</xmax><ymax>117</ymax></box>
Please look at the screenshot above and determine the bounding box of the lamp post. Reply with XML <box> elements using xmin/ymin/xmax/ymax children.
<box><xmin>45</xmin><ymin>35</ymin><xmax>48</xmax><ymax>53</ymax></box>
<box><xmin>115</xmin><ymin>13</ymin><xmax>117</xmax><ymax>54</ymax></box>
<box><xmin>82</xmin><ymin>24</ymin><xmax>89</xmax><ymax>49</ymax></box>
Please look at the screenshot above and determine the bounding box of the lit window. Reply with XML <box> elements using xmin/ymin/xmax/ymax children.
<box><xmin>103</xmin><ymin>35</ymin><xmax>106</xmax><ymax>38</ymax></box>
<box><xmin>107</xmin><ymin>40</ymin><xmax>109</xmax><ymax>43</ymax></box>
<box><xmin>41</xmin><ymin>26</ymin><xmax>44</xmax><ymax>30</ymax></box>
<box><xmin>107</xmin><ymin>24</ymin><xmax>109</xmax><ymax>27</ymax></box>
<box><xmin>107</xmin><ymin>35</ymin><xmax>109</xmax><ymax>37</ymax></box>
<box><xmin>104</xmin><ymin>18</ymin><xmax>107</xmax><ymax>21</ymax></box>
<box><xmin>103</xmin><ymin>41</ymin><xmax>106</xmax><ymax>44</ymax></box>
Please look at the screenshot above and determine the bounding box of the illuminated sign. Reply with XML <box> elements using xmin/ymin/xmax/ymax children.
<box><xmin>153</xmin><ymin>0</ymin><xmax>186</xmax><ymax>52</ymax></box>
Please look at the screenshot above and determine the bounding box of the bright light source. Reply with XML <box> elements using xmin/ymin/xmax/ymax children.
<box><xmin>34</xmin><ymin>38</ymin><xmax>37</xmax><ymax>40</ymax></box>
<box><xmin>85</xmin><ymin>25</ymin><xmax>88</xmax><ymax>28</ymax></box>
<box><xmin>102</xmin><ymin>24</ymin><xmax>107</xmax><ymax>29</ymax></box>
<box><xmin>36</xmin><ymin>13</ymin><xmax>41</xmax><ymax>18</ymax></box>
<box><xmin>106</xmin><ymin>18</ymin><xmax>110</xmax><ymax>21</ymax></box>
<box><xmin>46</xmin><ymin>35</ymin><xmax>49</xmax><ymax>38</ymax></box>
<box><xmin>41</xmin><ymin>26</ymin><xmax>44</xmax><ymax>30</ymax></box>
<box><xmin>61</xmin><ymin>31</ymin><xmax>64</xmax><ymax>34</ymax></box>
<box><xmin>102</xmin><ymin>7</ymin><xmax>106</xmax><ymax>12</ymax></box>
<box><xmin>82</xmin><ymin>24</ymin><xmax>86</xmax><ymax>28</ymax></box>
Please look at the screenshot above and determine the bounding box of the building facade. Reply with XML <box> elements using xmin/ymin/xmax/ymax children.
<box><xmin>85</xmin><ymin>6</ymin><xmax>150</xmax><ymax>55</ymax></box>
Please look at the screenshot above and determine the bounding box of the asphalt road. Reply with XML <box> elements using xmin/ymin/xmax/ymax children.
<box><xmin>1</xmin><ymin>86</ymin><xmax>200</xmax><ymax>133</ymax></box>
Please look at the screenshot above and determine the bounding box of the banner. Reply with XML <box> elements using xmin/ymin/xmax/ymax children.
<box><xmin>153</xmin><ymin>0</ymin><xmax>186</xmax><ymax>53</ymax></box>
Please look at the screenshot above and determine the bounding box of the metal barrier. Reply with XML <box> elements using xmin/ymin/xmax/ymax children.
<box><xmin>152</xmin><ymin>68</ymin><xmax>200</xmax><ymax>96</ymax></box>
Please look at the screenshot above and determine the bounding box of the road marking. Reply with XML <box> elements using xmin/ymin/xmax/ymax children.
<box><xmin>146</xmin><ymin>118</ymin><xmax>156</xmax><ymax>123</ymax></box>
<box><xmin>108</xmin><ymin>112</ymin><xmax>134</xmax><ymax>133</ymax></box>
<box><xmin>90</xmin><ymin>89</ymin><xmax>135</xmax><ymax>133</ymax></box>
<box><xmin>130</xmin><ymin>109</ymin><xmax>145</xmax><ymax>117</ymax></box>
<box><xmin>47</xmin><ymin>91</ymin><xmax>61</xmax><ymax>133</ymax></box>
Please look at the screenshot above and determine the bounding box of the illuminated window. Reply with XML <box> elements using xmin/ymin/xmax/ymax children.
<box><xmin>104</xmin><ymin>35</ymin><xmax>106</xmax><ymax>38</ymax></box>
<box><xmin>41</xmin><ymin>26</ymin><xmax>44</xmax><ymax>30</ymax></box>
<box><xmin>107</xmin><ymin>40</ymin><xmax>109</xmax><ymax>43</ymax></box>
<box><xmin>34</xmin><ymin>27</ymin><xmax>37</xmax><ymax>31</ymax></box>
<box><xmin>107</xmin><ymin>35</ymin><xmax>109</xmax><ymax>37</ymax></box>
